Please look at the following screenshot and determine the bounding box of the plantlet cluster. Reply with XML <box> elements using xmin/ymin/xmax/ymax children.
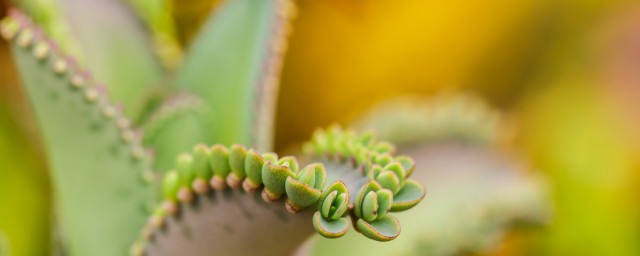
<box><xmin>0</xmin><ymin>1</ymin><xmax>426</xmax><ymax>255</ymax></box>
<box><xmin>133</xmin><ymin>126</ymin><xmax>426</xmax><ymax>255</ymax></box>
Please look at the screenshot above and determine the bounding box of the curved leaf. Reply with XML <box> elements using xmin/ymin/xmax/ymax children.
<box><xmin>175</xmin><ymin>0</ymin><xmax>295</xmax><ymax>150</ymax></box>
<box><xmin>391</xmin><ymin>179</ymin><xmax>426</xmax><ymax>212</ymax></box>
<box><xmin>58</xmin><ymin>0</ymin><xmax>165</xmax><ymax>118</ymax></box>
<box><xmin>5</xmin><ymin>14</ymin><xmax>155</xmax><ymax>255</ymax></box>
<box><xmin>356</xmin><ymin>215</ymin><xmax>401</xmax><ymax>242</ymax></box>
<box><xmin>313</xmin><ymin>211</ymin><xmax>349</xmax><ymax>238</ymax></box>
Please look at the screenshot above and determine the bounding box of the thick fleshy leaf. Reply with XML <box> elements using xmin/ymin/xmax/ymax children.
<box><xmin>391</xmin><ymin>179</ymin><xmax>426</xmax><ymax>212</ymax></box>
<box><xmin>262</xmin><ymin>152</ymin><xmax>278</xmax><ymax>163</ymax></box>
<box><xmin>192</xmin><ymin>144</ymin><xmax>213</xmax><ymax>179</ymax></box>
<box><xmin>313</xmin><ymin>211</ymin><xmax>349</xmax><ymax>238</ymax></box>
<box><xmin>373</xmin><ymin>141</ymin><xmax>396</xmax><ymax>155</ymax></box>
<box><xmin>298</xmin><ymin>163</ymin><xmax>326</xmax><ymax>189</ymax></box>
<box><xmin>311</xmin><ymin>128</ymin><xmax>330</xmax><ymax>154</ymax></box>
<box><xmin>163</xmin><ymin>171</ymin><xmax>179</xmax><ymax>201</ymax></box>
<box><xmin>176</xmin><ymin>153</ymin><xmax>194</xmax><ymax>187</ymax></box>
<box><xmin>395</xmin><ymin>155</ymin><xmax>415</xmax><ymax>177</ymax></box>
<box><xmin>362</xmin><ymin>191</ymin><xmax>379</xmax><ymax>222</ymax></box>
<box><xmin>330</xmin><ymin>193</ymin><xmax>349</xmax><ymax>220</ymax></box>
<box><xmin>229</xmin><ymin>144</ymin><xmax>247</xmax><ymax>179</ymax></box>
<box><xmin>210</xmin><ymin>144</ymin><xmax>231</xmax><ymax>178</ymax></box>
<box><xmin>285</xmin><ymin>176</ymin><xmax>322</xmax><ymax>209</ymax></box>
<box><xmin>175</xmin><ymin>0</ymin><xmax>293</xmax><ymax>151</ymax></box>
<box><xmin>354</xmin><ymin>181</ymin><xmax>382</xmax><ymax>219</ymax></box>
<box><xmin>320</xmin><ymin>190</ymin><xmax>338</xmax><ymax>219</ymax></box>
<box><xmin>375</xmin><ymin>189</ymin><xmax>393</xmax><ymax>219</ymax></box>
<box><xmin>142</xmin><ymin>96</ymin><xmax>212</xmax><ymax>171</ymax></box>
<box><xmin>262</xmin><ymin>162</ymin><xmax>295</xmax><ymax>199</ymax></box>
<box><xmin>243</xmin><ymin>149</ymin><xmax>265</xmax><ymax>189</ymax></box>
<box><xmin>58</xmin><ymin>0</ymin><xmax>164</xmax><ymax>118</ymax></box>
<box><xmin>373</xmin><ymin>153</ymin><xmax>393</xmax><ymax>167</ymax></box>
<box><xmin>317</xmin><ymin>181</ymin><xmax>349</xmax><ymax>215</ymax></box>
<box><xmin>357</xmin><ymin>131</ymin><xmax>376</xmax><ymax>148</ymax></box>
<box><xmin>375</xmin><ymin>170</ymin><xmax>401</xmax><ymax>195</ymax></box>
<box><xmin>356</xmin><ymin>215</ymin><xmax>401</xmax><ymax>241</ymax></box>
<box><xmin>5</xmin><ymin>15</ymin><xmax>154</xmax><ymax>255</ymax></box>
<box><xmin>367</xmin><ymin>165</ymin><xmax>383</xmax><ymax>180</ymax></box>
<box><xmin>144</xmin><ymin>190</ymin><xmax>315</xmax><ymax>256</ymax></box>
<box><xmin>383</xmin><ymin>162</ymin><xmax>406</xmax><ymax>182</ymax></box>
<box><xmin>277</xmin><ymin>156</ymin><xmax>299</xmax><ymax>173</ymax></box>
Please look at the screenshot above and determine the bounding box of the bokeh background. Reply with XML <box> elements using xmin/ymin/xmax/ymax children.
<box><xmin>1</xmin><ymin>0</ymin><xmax>640</xmax><ymax>255</ymax></box>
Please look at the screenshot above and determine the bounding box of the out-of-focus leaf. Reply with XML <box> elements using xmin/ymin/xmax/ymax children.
<box><xmin>175</xmin><ymin>0</ymin><xmax>294</xmax><ymax>151</ymax></box>
<box><xmin>126</xmin><ymin>0</ymin><xmax>183</xmax><ymax>70</ymax></box>
<box><xmin>0</xmin><ymin>104</ymin><xmax>50</xmax><ymax>256</ymax></box>
<box><xmin>8</xmin><ymin>17</ymin><xmax>155</xmax><ymax>255</ymax></box>
<box><xmin>12</xmin><ymin>0</ymin><xmax>80</xmax><ymax>58</ymax></box>
<box><xmin>169</xmin><ymin>0</ymin><xmax>221</xmax><ymax>47</ymax></box>
<box><xmin>58</xmin><ymin>0</ymin><xmax>165</xmax><ymax>118</ymax></box>
<box><xmin>310</xmin><ymin>145</ymin><xmax>548</xmax><ymax>255</ymax></box>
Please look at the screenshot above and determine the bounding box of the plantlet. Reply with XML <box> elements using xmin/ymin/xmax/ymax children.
<box><xmin>0</xmin><ymin>1</ymin><xmax>425</xmax><ymax>255</ymax></box>
<box><xmin>309</xmin><ymin>95</ymin><xmax>548</xmax><ymax>255</ymax></box>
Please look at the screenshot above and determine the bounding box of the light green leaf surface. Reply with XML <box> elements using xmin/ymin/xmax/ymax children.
<box><xmin>175</xmin><ymin>0</ymin><xmax>291</xmax><ymax>150</ymax></box>
<box><xmin>10</xmin><ymin>29</ymin><xmax>154</xmax><ymax>255</ymax></box>
<box><xmin>58</xmin><ymin>0</ymin><xmax>165</xmax><ymax>118</ymax></box>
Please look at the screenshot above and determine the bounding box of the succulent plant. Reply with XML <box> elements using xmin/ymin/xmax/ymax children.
<box><xmin>308</xmin><ymin>95</ymin><xmax>549</xmax><ymax>256</ymax></box>
<box><xmin>0</xmin><ymin>1</ymin><xmax>425</xmax><ymax>255</ymax></box>
<box><xmin>352</xmin><ymin>93</ymin><xmax>505</xmax><ymax>146</ymax></box>
<box><xmin>134</xmin><ymin>126</ymin><xmax>426</xmax><ymax>255</ymax></box>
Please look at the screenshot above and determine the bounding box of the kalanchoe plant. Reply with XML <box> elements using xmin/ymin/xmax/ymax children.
<box><xmin>352</xmin><ymin>93</ymin><xmax>504</xmax><ymax>146</ymax></box>
<box><xmin>134</xmin><ymin>126</ymin><xmax>426</xmax><ymax>255</ymax></box>
<box><xmin>0</xmin><ymin>1</ymin><xmax>425</xmax><ymax>255</ymax></box>
<box><xmin>307</xmin><ymin>94</ymin><xmax>548</xmax><ymax>256</ymax></box>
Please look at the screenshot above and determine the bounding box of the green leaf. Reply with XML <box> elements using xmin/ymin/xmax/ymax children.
<box><xmin>318</xmin><ymin>181</ymin><xmax>349</xmax><ymax>213</ymax></box>
<box><xmin>277</xmin><ymin>156</ymin><xmax>299</xmax><ymax>173</ymax></box>
<box><xmin>210</xmin><ymin>144</ymin><xmax>231</xmax><ymax>179</ymax></box>
<box><xmin>262</xmin><ymin>161</ymin><xmax>295</xmax><ymax>200</ymax></box>
<box><xmin>362</xmin><ymin>191</ymin><xmax>378</xmax><ymax>222</ymax></box>
<box><xmin>285</xmin><ymin>176</ymin><xmax>322</xmax><ymax>210</ymax></box>
<box><xmin>356</xmin><ymin>215</ymin><xmax>401</xmax><ymax>242</ymax></box>
<box><xmin>175</xmin><ymin>153</ymin><xmax>194</xmax><ymax>187</ymax></box>
<box><xmin>313</xmin><ymin>211</ymin><xmax>349</xmax><ymax>238</ymax></box>
<box><xmin>6</xmin><ymin>17</ymin><xmax>154</xmax><ymax>255</ymax></box>
<box><xmin>375</xmin><ymin>170</ymin><xmax>401</xmax><ymax>195</ymax></box>
<box><xmin>375</xmin><ymin>189</ymin><xmax>393</xmax><ymax>219</ymax></box>
<box><xmin>320</xmin><ymin>190</ymin><xmax>338</xmax><ymax>219</ymax></box>
<box><xmin>225</xmin><ymin>144</ymin><xmax>247</xmax><ymax>188</ymax></box>
<box><xmin>142</xmin><ymin>95</ymin><xmax>212</xmax><ymax>171</ymax></box>
<box><xmin>192</xmin><ymin>144</ymin><xmax>213</xmax><ymax>180</ymax></box>
<box><xmin>243</xmin><ymin>149</ymin><xmax>265</xmax><ymax>191</ymax></box>
<box><xmin>354</xmin><ymin>181</ymin><xmax>382</xmax><ymax>219</ymax></box>
<box><xmin>330</xmin><ymin>193</ymin><xmax>349</xmax><ymax>220</ymax></box>
<box><xmin>174</xmin><ymin>0</ymin><xmax>293</xmax><ymax>150</ymax></box>
<box><xmin>163</xmin><ymin>171</ymin><xmax>179</xmax><ymax>201</ymax></box>
<box><xmin>391</xmin><ymin>179</ymin><xmax>426</xmax><ymax>212</ymax></box>
<box><xmin>57</xmin><ymin>0</ymin><xmax>165</xmax><ymax>118</ymax></box>
<box><xmin>395</xmin><ymin>155</ymin><xmax>415</xmax><ymax>177</ymax></box>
